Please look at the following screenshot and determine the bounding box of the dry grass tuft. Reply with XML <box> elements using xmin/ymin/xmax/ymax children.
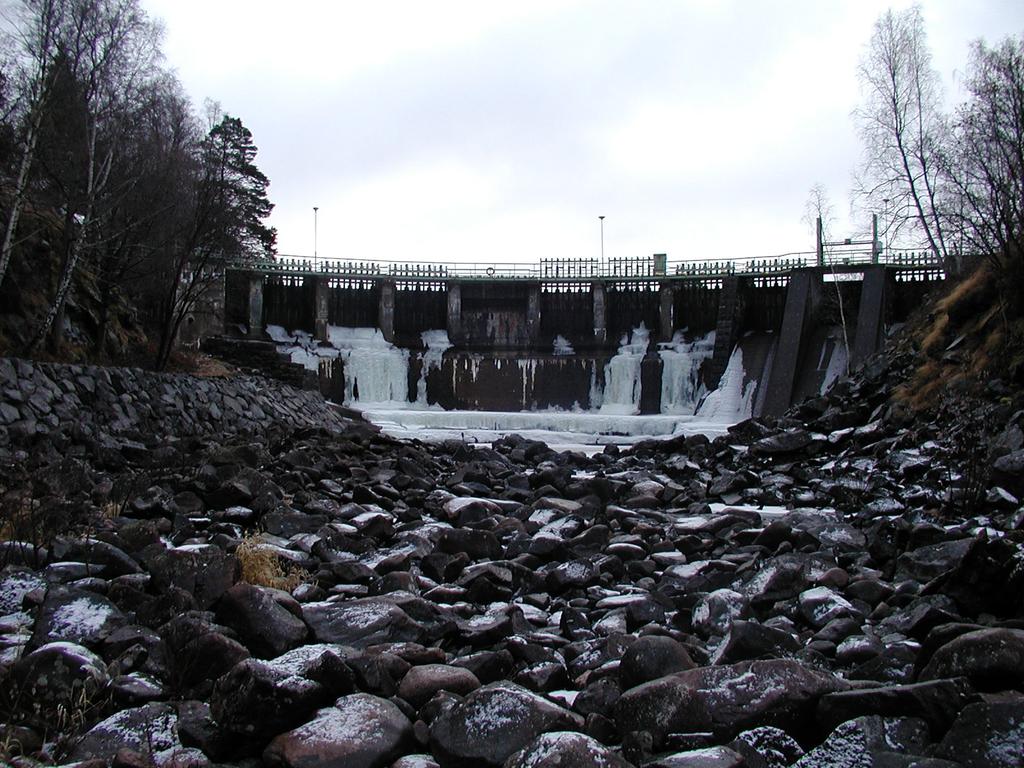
<box><xmin>236</xmin><ymin>534</ymin><xmax>308</xmax><ymax>592</ymax></box>
<box><xmin>921</xmin><ymin>313</ymin><xmax>949</xmax><ymax>356</ymax></box>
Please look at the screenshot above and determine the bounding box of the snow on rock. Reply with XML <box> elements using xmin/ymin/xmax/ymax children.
<box><xmin>264</xmin><ymin>694</ymin><xmax>414</xmax><ymax>768</ymax></box>
<box><xmin>504</xmin><ymin>731</ymin><xmax>632</xmax><ymax>768</ymax></box>
<box><xmin>429</xmin><ymin>681</ymin><xmax>583</xmax><ymax>767</ymax></box>
<box><xmin>69</xmin><ymin>703</ymin><xmax>183</xmax><ymax>764</ymax></box>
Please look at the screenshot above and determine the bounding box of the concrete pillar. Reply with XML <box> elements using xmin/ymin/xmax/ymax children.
<box><xmin>592</xmin><ymin>281</ymin><xmax>607</xmax><ymax>345</ymax></box>
<box><xmin>762</xmin><ymin>268</ymin><xmax>823</xmax><ymax>416</ymax></box>
<box><xmin>447</xmin><ymin>282</ymin><xmax>462</xmax><ymax>341</ymax></box>
<box><xmin>527</xmin><ymin>283</ymin><xmax>541</xmax><ymax>343</ymax></box>
<box><xmin>247</xmin><ymin>274</ymin><xmax>264</xmax><ymax>339</ymax></box>
<box><xmin>379</xmin><ymin>280</ymin><xmax>395</xmax><ymax>343</ymax></box>
<box><xmin>709</xmin><ymin>275</ymin><xmax>740</xmax><ymax>387</ymax></box>
<box><xmin>659</xmin><ymin>281</ymin><xmax>674</xmax><ymax>340</ymax></box>
<box><xmin>314</xmin><ymin>277</ymin><xmax>329</xmax><ymax>342</ymax></box>
<box><xmin>851</xmin><ymin>265</ymin><xmax>888</xmax><ymax>367</ymax></box>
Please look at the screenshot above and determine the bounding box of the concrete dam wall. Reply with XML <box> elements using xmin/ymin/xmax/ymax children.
<box><xmin>219</xmin><ymin>259</ymin><xmax>945</xmax><ymax>418</ymax></box>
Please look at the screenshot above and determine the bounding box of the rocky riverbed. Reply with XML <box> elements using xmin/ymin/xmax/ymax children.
<box><xmin>1</xmin><ymin>353</ymin><xmax>1023</xmax><ymax>768</ymax></box>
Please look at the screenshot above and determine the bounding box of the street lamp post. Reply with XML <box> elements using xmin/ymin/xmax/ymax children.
<box><xmin>313</xmin><ymin>206</ymin><xmax>319</xmax><ymax>271</ymax></box>
<box><xmin>599</xmin><ymin>215</ymin><xmax>605</xmax><ymax>275</ymax></box>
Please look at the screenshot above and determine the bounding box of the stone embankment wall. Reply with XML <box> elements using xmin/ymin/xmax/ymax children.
<box><xmin>0</xmin><ymin>356</ymin><xmax>348</xmax><ymax>459</ymax></box>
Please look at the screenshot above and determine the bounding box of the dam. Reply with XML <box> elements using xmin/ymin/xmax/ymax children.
<box><xmin>208</xmin><ymin>249</ymin><xmax>944</xmax><ymax>425</ymax></box>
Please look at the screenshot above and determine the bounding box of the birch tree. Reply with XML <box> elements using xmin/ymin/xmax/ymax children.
<box><xmin>854</xmin><ymin>6</ymin><xmax>954</xmax><ymax>270</ymax></box>
<box><xmin>24</xmin><ymin>0</ymin><xmax>161</xmax><ymax>351</ymax></box>
<box><xmin>0</xmin><ymin>0</ymin><xmax>66</xmax><ymax>289</ymax></box>
<box><xmin>947</xmin><ymin>35</ymin><xmax>1024</xmax><ymax>299</ymax></box>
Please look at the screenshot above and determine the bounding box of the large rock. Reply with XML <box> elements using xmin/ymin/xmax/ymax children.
<box><xmin>140</xmin><ymin>543</ymin><xmax>238</xmax><ymax>609</ymax></box>
<box><xmin>816</xmin><ymin>678</ymin><xmax>973</xmax><ymax>735</ymax></box>
<box><xmin>503</xmin><ymin>731</ymin><xmax>632</xmax><ymax>768</ymax></box>
<box><xmin>793</xmin><ymin>716</ymin><xmax>930</xmax><ymax>767</ymax></box>
<box><xmin>615</xmin><ymin>659</ymin><xmax>847</xmax><ymax>747</ymax></box>
<box><xmin>302</xmin><ymin>598</ymin><xmax>425</xmax><ymax>647</ymax></box>
<box><xmin>397</xmin><ymin>663</ymin><xmax>481</xmax><ymax>709</ymax></box>
<box><xmin>619</xmin><ymin>635</ymin><xmax>696</xmax><ymax>690</ymax></box>
<box><xmin>69</xmin><ymin>703</ymin><xmax>203</xmax><ymax>766</ymax></box>
<box><xmin>429</xmin><ymin>681</ymin><xmax>583</xmax><ymax>767</ymax></box>
<box><xmin>210</xmin><ymin>651</ymin><xmax>347</xmax><ymax>739</ymax></box>
<box><xmin>28</xmin><ymin>586</ymin><xmax>127</xmax><ymax>650</ymax></box>
<box><xmin>264</xmin><ymin>693</ymin><xmax>414</xmax><ymax>768</ymax></box>
<box><xmin>12</xmin><ymin>642</ymin><xmax>109</xmax><ymax>707</ymax></box>
<box><xmin>933</xmin><ymin>700</ymin><xmax>1024</xmax><ymax>768</ymax></box>
<box><xmin>919</xmin><ymin>628</ymin><xmax>1024</xmax><ymax>691</ymax></box>
<box><xmin>216</xmin><ymin>583</ymin><xmax>308</xmax><ymax>659</ymax></box>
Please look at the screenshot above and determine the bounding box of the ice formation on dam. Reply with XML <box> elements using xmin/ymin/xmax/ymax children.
<box><xmin>326</xmin><ymin>327</ymin><xmax>409</xmax><ymax>405</ymax></box>
<box><xmin>659</xmin><ymin>330</ymin><xmax>715</xmax><ymax>414</ymax></box>
<box><xmin>818</xmin><ymin>330</ymin><xmax>849</xmax><ymax>395</ymax></box>
<box><xmin>416</xmin><ymin>330</ymin><xmax>452</xmax><ymax>406</ymax></box>
<box><xmin>264</xmin><ymin>323</ymin><xmax>758</xmax><ymax>446</ymax></box>
<box><xmin>696</xmin><ymin>345</ymin><xmax>755</xmax><ymax>422</ymax></box>
<box><xmin>600</xmin><ymin>324</ymin><xmax>651</xmax><ymax>415</ymax></box>
<box><xmin>553</xmin><ymin>335</ymin><xmax>575</xmax><ymax>355</ymax></box>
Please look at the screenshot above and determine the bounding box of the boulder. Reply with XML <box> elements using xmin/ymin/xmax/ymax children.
<box><xmin>933</xmin><ymin>700</ymin><xmax>1024</xmax><ymax>768</ymax></box>
<box><xmin>216</xmin><ymin>583</ymin><xmax>308</xmax><ymax>658</ymax></box>
<box><xmin>302</xmin><ymin>598</ymin><xmax>425</xmax><ymax>647</ymax></box>
<box><xmin>816</xmin><ymin>678</ymin><xmax>973</xmax><ymax>736</ymax></box>
<box><xmin>429</xmin><ymin>681</ymin><xmax>583</xmax><ymax>767</ymax></box>
<box><xmin>263</xmin><ymin>694</ymin><xmax>414</xmax><ymax>768</ymax></box>
<box><xmin>140</xmin><ymin>543</ymin><xmax>238</xmax><ymax>609</ymax></box>
<box><xmin>503</xmin><ymin>731</ymin><xmax>632</xmax><ymax>768</ymax></box>
<box><xmin>793</xmin><ymin>716</ymin><xmax>930</xmax><ymax>767</ymax></box>
<box><xmin>727</xmin><ymin>726</ymin><xmax>804</xmax><ymax>768</ymax></box>
<box><xmin>619</xmin><ymin>635</ymin><xmax>696</xmax><ymax>690</ymax></box>
<box><xmin>615</xmin><ymin>659</ymin><xmax>847</xmax><ymax>747</ymax></box>
<box><xmin>28</xmin><ymin>586</ymin><xmax>127</xmax><ymax>650</ymax></box>
<box><xmin>919</xmin><ymin>628</ymin><xmax>1024</xmax><ymax>691</ymax></box>
<box><xmin>210</xmin><ymin>654</ymin><xmax>341</xmax><ymax>739</ymax></box>
<box><xmin>69</xmin><ymin>703</ymin><xmax>197</xmax><ymax>765</ymax></box>
<box><xmin>397</xmin><ymin>663</ymin><xmax>481</xmax><ymax>709</ymax></box>
<box><xmin>646</xmin><ymin>746</ymin><xmax>745</xmax><ymax>768</ymax></box>
<box><xmin>12</xmin><ymin>641</ymin><xmax>109</xmax><ymax>707</ymax></box>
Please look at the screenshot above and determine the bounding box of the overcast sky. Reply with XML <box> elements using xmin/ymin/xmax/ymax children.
<box><xmin>144</xmin><ymin>0</ymin><xmax>1019</xmax><ymax>266</ymax></box>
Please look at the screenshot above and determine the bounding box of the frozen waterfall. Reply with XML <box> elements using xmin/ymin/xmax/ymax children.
<box><xmin>327</xmin><ymin>326</ymin><xmax>409</xmax><ymax>405</ymax></box>
<box><xmin>415</xmin><ymin>330</ymin><xmax>453</xmax><ymax>406</ymax></box>
<box><xmin>658</xmin><ymin>330</ymin><xmax>715</xmax><ymax>414</ymax></box>
<box><xmin>599</xmin><ymin>324</ymin><xmax>650</xmax><ymax>415</ymax></box>
<box><xmin>696</xmin><ymin>344</ymin><xmax>755</xmax><ymax>422</ymax></box>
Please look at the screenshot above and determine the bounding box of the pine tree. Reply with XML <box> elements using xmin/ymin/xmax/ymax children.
<box><xmin>200</xmin><ymin>114</ymin><xmax>276</xmax><ymax>262</ymax></box>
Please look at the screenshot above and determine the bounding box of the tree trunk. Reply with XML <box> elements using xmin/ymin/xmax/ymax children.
<box><xmin>0</xmin><ymin>106</ymin><xmax>45</xmax><ymax>288</ymax></box>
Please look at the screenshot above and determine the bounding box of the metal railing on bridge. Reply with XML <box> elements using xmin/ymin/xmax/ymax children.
<box><xmin>240</xmin><ymin>248</ymin><xmax>946</xmax><ymax>282</ymax></box>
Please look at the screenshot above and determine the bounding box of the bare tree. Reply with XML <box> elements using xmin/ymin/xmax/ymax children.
<box><xmin>0</xmin><ymin>0</ymin><xmax>66</xmax><ymax>289</ymax></box>
<box><xmin>854</xmin><ymin>6</ymin><xmax>955</xmax><ymax>270</ymax></box>
<box><xmin>24</xmin><ymin>0</ymin><xmax>162</xmax><ymax>351</ymax></box>
<box><xmin>803</xmin><ymin>183</ymin><xmax>850</xmax><ymax>374</ymax></box>
<box><xmin>946</xmin><ymin>35</ymin><xmax>1024</xmax><ymax>301</ymax></box>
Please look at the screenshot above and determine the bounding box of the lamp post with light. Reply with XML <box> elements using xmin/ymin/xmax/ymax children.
<box><xmin>599</xmin><ymin>215</ymin><xmax>605</xmax><ymax>275</ymax></box>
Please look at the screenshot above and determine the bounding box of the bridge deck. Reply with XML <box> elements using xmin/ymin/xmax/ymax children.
<box><xmin>230</xmin><ymin>247</ymin><xmax>944</xmax><ymax>283</ymax></box>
